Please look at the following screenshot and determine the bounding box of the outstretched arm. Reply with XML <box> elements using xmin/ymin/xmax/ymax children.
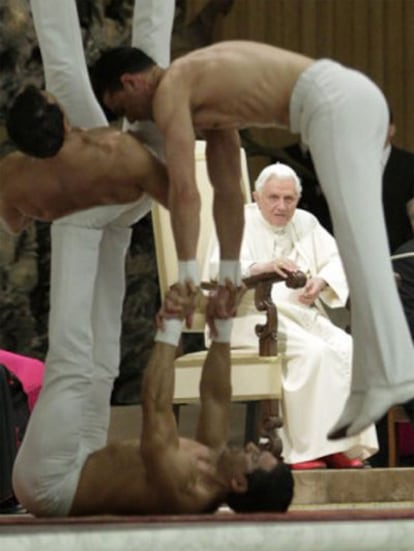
<box><xmin>140</xmin><ymin>340</ymin><xmax>180</xmax><ymax>459</ymax></box>
<box><xmin>158</xmin><ymin>100</ymin><xmax>201</xmax><ymax>263</ymax></box>
<box><xmin>195</xmin><ymin>282</ymin><xmax>243</xmax><ymax>450</ymax></box>
<box><xmin>195</xmin><ymin>341</ymin><xmax>231</xmax><ymax>451</ymax></box>
<box><xmin>205</xmin><ymin>128</ymin><xmax>244</xmax><ymax>265</ymax></box>
<box><xmin>141</xmin><ymin>282</ymin><xmax>199</xmax><ymax>461</ymax></box>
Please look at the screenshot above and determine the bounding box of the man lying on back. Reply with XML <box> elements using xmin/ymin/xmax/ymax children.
<box><xmin>13</xmin><ymin>280</ymin><xmax>294</xmax><ymax>516</ymax></box>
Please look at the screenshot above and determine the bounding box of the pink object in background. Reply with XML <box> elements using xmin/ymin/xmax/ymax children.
<box><xmin>0</xmin><ymin>350</ymin><xmax>44</xmax><ymax>411</ymax></box>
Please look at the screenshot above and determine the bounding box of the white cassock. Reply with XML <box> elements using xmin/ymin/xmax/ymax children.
<box><xmin>207</xmin><ymin>203</ymin><xmax>378</xmax><ymax>464</ymax></box>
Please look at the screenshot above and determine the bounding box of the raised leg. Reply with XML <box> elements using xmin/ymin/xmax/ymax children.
<box><xmin>302</xmin><ymin>64</ymin><xmax>414</xmax><ymax>437</ymax></box>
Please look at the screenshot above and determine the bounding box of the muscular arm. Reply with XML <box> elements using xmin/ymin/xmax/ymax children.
<box><xmin>205</xmin><ymin>129</ymin><xmax>244</xmax><ymax>262</ymax></box>
<box><xmin>196</xmin><ymin>341</ymin><xmax>232</xmax><ymax>450</ymax></box>
<box><xmin>155</xmin><ymin>90</ymin><xmax>200</xmax><ymax>261</ymax></box>
<box><xmin>140</xmin><ymin>342</ymin><xmax>179</xmax><ymax>463</ymax></box>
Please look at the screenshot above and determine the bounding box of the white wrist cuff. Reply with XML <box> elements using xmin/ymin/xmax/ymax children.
<box><xmin>212</xmin><ymin>319</ymin><xmax>233</xmax><ymax>343</ymax></box>
<box><xmin>154</xmin><ymin>319</ymin><xmax>182</xmax><ymax>347</ymax></box>
<box><xmin>178</xmin><ymin>260</ymin><xmax>200</xmax><ymax>285</ymax></box>
<box><xmin>219</xmin><ymin>260</ymin><xmax>242</xmax><ymax>285</ymax></box>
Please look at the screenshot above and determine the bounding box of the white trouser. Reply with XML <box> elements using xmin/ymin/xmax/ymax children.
<box><xmin>230</xmin><ymin>309</ymin><xmax>378</xmax><ymax>464</ymax></box>
<box><xmin>13</xmin><ymin>0</ymin><xmax>173</xmax><ymax>517</ymax></box>
<box><xmin>290</xmin><ymin>60</ymin><xmax>414</xmax><ymax>436</ymax></box>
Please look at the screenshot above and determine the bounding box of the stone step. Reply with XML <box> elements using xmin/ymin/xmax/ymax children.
<box><xmin>292</xmin><ymin>467</ymin><xmax>414</xmax><ymax>507</ymax></box>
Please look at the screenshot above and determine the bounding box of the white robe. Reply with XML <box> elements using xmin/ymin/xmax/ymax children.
<box><xmin>207</xmin><ymin>204</ymin><xmax>378</xmax><ymax>464</ymax></box>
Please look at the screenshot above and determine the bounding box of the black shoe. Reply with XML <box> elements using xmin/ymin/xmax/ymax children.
<box><xmin>0</xmin><ymin>496</ymin><xmax>26</xmax><ymax>514</ymax></box>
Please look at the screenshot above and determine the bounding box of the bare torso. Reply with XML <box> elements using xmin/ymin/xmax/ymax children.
<box><xmin>155</xmin><ymin>40</ymin><xmax>314</xmax><ymax>130</ymax></box>
<box><xmin>70</xmin><ymin>437</ymin><xmax>223</xmax><ymax>515</ymax></box>
<box><xmin>0</xmin><ymin>127</ymin><xmax>168</xmax><ymax>233</ymax></box>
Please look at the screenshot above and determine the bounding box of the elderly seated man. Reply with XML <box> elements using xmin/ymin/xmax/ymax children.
<box><xmin>207</xmin><ymin>162</ymin><xmax>378</xmax><ymax>469</ymax></box>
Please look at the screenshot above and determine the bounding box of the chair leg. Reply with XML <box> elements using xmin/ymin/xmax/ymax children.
<box><xmin>244</xmin><ymin>401</ymin><xmax>261</xmax><ymax>444</ymax></box>
<box><xmin>173</xmin><ymin>404</ymin><xmax>181</xmax><ymax>424</ymax></box>
<box><xmin>387</xmin><ymin>407</ymin><xmax>398</xmax><ymax>468</ymax></box>
<box><xmin>260</xmin><ymin>399</ymin><xmax>283</xmax><ymax>457</ymax></box>
<box><xmin>244</xmin><ymin>400</ymin><xmax>284</xmax><ymax>459</ymax></box>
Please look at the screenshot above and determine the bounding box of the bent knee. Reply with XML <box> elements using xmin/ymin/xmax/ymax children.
<box><xmin>12</xmin><ymin>452</ymin><xmax>79</xmax><ymax>517</ymax></box>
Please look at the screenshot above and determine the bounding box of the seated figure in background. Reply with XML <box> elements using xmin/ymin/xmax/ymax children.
<box><xmin>207</xmin><ymin>163</ymin><xmax>378</xmax><ymax>469</ymax></box>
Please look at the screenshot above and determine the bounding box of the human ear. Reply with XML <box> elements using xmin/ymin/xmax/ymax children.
<box><xmin>120</xmin><ymin>73</ymin><xmax>138</xmax><ymax>90</ymax></box>
<box><xmin>230</xmin><ymin>474</ymin><xmax>248</xmax><ymax>494</ymax></box>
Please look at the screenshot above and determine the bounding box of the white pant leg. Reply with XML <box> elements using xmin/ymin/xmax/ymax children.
<box><xmin>291</xmin><ymin>60</ymin><xmax>414</xmax><ymax>436</ymax></box>
<box><xmin>131</xmin><ymin>0</ymin><xmax>174</xmax><ymax>67</ymax></box>
<box><xmin>123</xmin><ymin>0</ymin><xmax>175</xmax><ymax>158</ymax></box>
<box><xmin>278</xmin><ymin>316</ymin><xmax>378</xmax><ymax>464</ymax></box>
<box><xmin>230</xmin><ymin>311</ymin><xmax>377</xmax><ymax>463</ymax></box>
<box><xmin>81</xmin><ymin>225</ymin><xmax>132</xmax><ymax>450</ymax></box>
<box><xmin>13</xmin><ymin>224</ymin><xmax>103</xmax><ymax>517</ymax></box>
<box><xmin>15</xmin><ymin>1</ymin><xmax>163</xmax><ymax>516</ymax></box>
<box><xmin>30</xmin><ymin>0</ymin><xmax>107</xmax><ymax>127</ymax></box>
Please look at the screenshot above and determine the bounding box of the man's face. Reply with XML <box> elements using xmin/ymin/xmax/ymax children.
<box><xmin>103</xmin><ymin>74</ymin><xmax>150</xmax><ymax>123</ymax></box>
<box><xmin>253</xmin><ymin>176</ymin><xmax>300</xmax><ymax>227</ymax></box>
<box><xmin>244</xmin><ymin>442</ymin><xmax>278</xmax><ymax>473</ymax></box>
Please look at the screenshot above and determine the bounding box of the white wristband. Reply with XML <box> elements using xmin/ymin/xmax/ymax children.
<box><xmin>154</xmin><ymin>319</ymin><xmax>182</xmax><ymax>347</ymax></box>
<box><xmin>178</xmin><ymin>260</ymin><xmax>200</xmax><ymax>285</ymax></box>
<box><xmin>212</xmin><ymin>318</ymin><xmax>233</xmax><ymax>343</ymax></box>
<box><xmin>219</xmin><ymin>260</ymin><xmax>242</xmax><ymax>285</ymax></box>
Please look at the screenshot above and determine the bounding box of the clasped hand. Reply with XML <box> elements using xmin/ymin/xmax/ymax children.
<box><xmin>156</xmin><ymin>278</ymin><xmax>246</xmax><ymax>334</ymax></box>
<box><xmin>206</xmin><ymin>279</ymin><xmax>246</xmax><ymax>337</ymax></box>
<box><xmin>156</xmin><ymin>280</ymin><xmax>203</xmax><ymax>329</ymax></box>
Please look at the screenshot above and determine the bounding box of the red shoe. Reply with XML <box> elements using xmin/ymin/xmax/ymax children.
<box><xmin>323</xmin><ymin>452</ymin><xmax>364</xmax><ymax>469</ymax></box>
<box><xmin>290</xmin><ymin>459</ymin><xmax>327</xmax><ymax>470</ymax></box>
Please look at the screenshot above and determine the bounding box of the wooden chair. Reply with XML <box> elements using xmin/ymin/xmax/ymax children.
<box><xmin>386</xmin><ymin>263</ymin><xmax>413</xmax><ymax>467</ymax></box>
<box><xmin>387</xmin><ymin>405</ymin><xmax>411</xmax><ymax>467</ymax></box>
<box><xmin>151</xmin><ymin>141</ymin><xmax>305</xmax><ymax>449</ymax></box>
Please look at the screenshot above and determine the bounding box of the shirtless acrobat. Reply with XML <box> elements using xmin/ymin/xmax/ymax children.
<box><xmin>1</xmin><ymin>85</ymin><xmax>168</xmax><ymax>234</ymax></box>
<box><xmin>92</xmin><ymin>40</ymin><xmax>414</xmax><ymax>438</ymax></box>
<box><xmin>12</xmin><ymin>281</ymin><xmax>294</xmax><ymax>516</ymax></box>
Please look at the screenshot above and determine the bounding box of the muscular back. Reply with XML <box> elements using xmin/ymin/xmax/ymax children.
<box><xmin>0</xmin><ymin>128</ymin><xmax>168</xmax><ymax>233</ymax></box>
<box><xmin>155</xmin><ymin>41</ymin><xmax>314</xmax><ymax>131</ymax></box>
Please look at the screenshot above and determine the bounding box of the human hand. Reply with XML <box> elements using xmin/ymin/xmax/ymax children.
<box><xmin>156</xmin><ymin>280</ymin><xmax>203</xmax><ymax>329</ymax></box>
<box><xmin>298</xmin><ymin>276</ymin><xmax>327</xmax><ymax>306</ymax></box>
<box><xmin>271</xmin><ymin>257</ymin><xmax>299</xmax><ymax>278</ymax></box>
<box><xmin>206</xmin><ymin>278</ymin><xmax>246</xmax><ymax>337</ymax></box>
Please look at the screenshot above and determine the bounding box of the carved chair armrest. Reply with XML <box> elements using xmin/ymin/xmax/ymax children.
<box><xmin>244</xmin><ymin>270</ymin><xmax>307</xmax><ymax>356</ymax></box>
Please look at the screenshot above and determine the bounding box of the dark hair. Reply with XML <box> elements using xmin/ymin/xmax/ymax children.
<box><xmin>6</xmin><ymin>85</ymin><xmax>64</xmax><ymax>158</ymax></box>
<box><xmin>225</xmin><ymin>463</ymin><xmax>294</xmax><ymax>513</ymax></box>
<box><xmin>91</xmin><ymin>46</ymin><xmax>155</xmax><ymax>117</ymax></box>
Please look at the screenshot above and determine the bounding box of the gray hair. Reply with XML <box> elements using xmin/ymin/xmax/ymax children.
<box><xmin>254</xmin><ymin>162</ymin><xmax>302</xmax><ymax>196</ymax></box>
